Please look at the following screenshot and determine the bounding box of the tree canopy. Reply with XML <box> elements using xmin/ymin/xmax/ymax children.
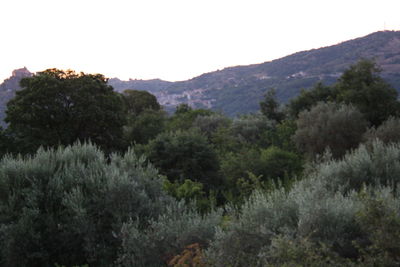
<box><xmin>287</xmin><ymin>82</ymin><xmax>335</xmax><ymax>118</ymax></box>
<box><xmin>122</xmin><ymin>89</ymin><xmax>160</xmax><ymax>116</ymax></box>
<box><xmin>287</xmin><ymin>60</ymin><xmax>400</xmax><ymax>126</ymax></box>
<box><xmin>335</xmin><ymin>59</ymin><xmax>400</xmax><ymax>126</ymax></box>
<box><xmin>293</xmin><ymin>102</ymin><xmax>367</xmax><ymax>159</ymax></box>
<box><xmin>5</xmin><ymin>69</ymin><xmax>126</xmax><ymax>153</ymax></box>
<box><xmin>143</xmin><ymin>130</ymin><xmax>222</xmax><ymax>191</ymax></box>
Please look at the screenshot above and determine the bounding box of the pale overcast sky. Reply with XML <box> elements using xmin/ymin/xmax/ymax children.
<box><xmin>1</xmin><ymin>0</ymin><xmax>400</xmax><ymax>82</ymax></box>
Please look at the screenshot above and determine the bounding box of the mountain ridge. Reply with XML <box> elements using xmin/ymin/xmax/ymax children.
<box><xmin>109</xmin><ymin>30</ymin><xmax>400</xmax><ymax>115</ymax></box>
<box><xmin>1</xmin><ymin>31</ymin><xmax>400</xmax><ymax>120</ymax></box>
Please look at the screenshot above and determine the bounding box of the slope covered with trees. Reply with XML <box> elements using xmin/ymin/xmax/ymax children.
<box><xmin>109</xmin><ymin>31</ymin><xmax>400</xmax><ymax>116</ymax></box>
<box><xmin>1</xmin><ymin>31</ymin><xmax>400</xmax><ymax>121</ymax></box>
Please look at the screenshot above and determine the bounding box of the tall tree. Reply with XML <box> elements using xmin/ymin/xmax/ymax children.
<box><xmin>335</xmin><ymin>59</ymin><xmax>400</xmax><ymax>126</ymax></box>
<box><xmin>260</xmin><ymin>88</ymin><xmax>285</xmax><ymax>122</ymax></box>
<box><xmin>5</xmin><ymin>69</ymin><xmax>126</xmax><ymax>153</ymax></box>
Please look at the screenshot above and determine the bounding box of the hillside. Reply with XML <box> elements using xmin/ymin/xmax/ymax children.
<box><xmin>1</xmin><ymin>31</ymin><xmax>400</xmax><ymax>120</ymax></box>
<box><xmin>110</xmin><ymin>30</ymin><xmax>400</xmax><ymax>116</ymax></box>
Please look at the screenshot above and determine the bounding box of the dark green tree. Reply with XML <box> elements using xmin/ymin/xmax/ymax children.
<box><xmin>166</xmin><ymin>106</ymin><xmax>214</xmax><ymax>132</ymax></box>
<box><xmin>220</xmin><ymin>146</ymin><xmax>302</xmax><ymax>203</ymax></box>
<box><xmin>259</xmin><ymin>146</ymin><xmax>303</xmax><ymax>180</ymax></box>
<box><xmin>0</xmin><ymin>127</ymin><xmax>11</xmax><ymax>157</ymax></box>
<box><xmin>260</xmin><ymin>88</ymin><xmax>285</xmax><ymax>122</ymax></box>
<box><xmin>122</xmin><ymin>89</ymin><xmax>160</xmax><ymax>116</ymax></box>
<box><xmin>5</xmin><ymin>69</ymin><xmax>126</xmax><ymax>153</ymax></box>
<box><xmin>335</xmin><ymin>59</ymin><xmax>400</xmax><ymax>126</ymax></box>
<box><xmin>265</xmin><ymin>119</ymin><xmax>298</xmax><ymax>152</ymax></box>
<box><xmin>287</xmin><ymin>82</ymin><xmax>336</xmax><ymax>118</ymax></box>
<box><xmin>142</xmin><ymin>130</ymin><xmax>221</xmax><ymax>191</ymax></box>
<box><xmin>124</xmin><ymin>109</ymin><xmax>166</xmax><ymax>145</ymax></box>
<box><xmin>121</xmin><ymin>89</ymin><xmax>165</xmax><ymax>145</ymax></box>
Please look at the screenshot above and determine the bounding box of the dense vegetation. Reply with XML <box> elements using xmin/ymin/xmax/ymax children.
<box><xmin>1</xmin><ymin>60</ymin><xmax>400</xmax><ymax>266</ymax></box>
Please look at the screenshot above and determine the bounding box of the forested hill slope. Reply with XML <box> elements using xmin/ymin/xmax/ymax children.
<box><xmin>110</xmin><ymin>30</ymin><xmax>400</xmax><ymax>116</ymax></box>
<box><xmin>1</xmin><ymin>31</ymin><xmax>400</xmax><ymax>120</ymax></box>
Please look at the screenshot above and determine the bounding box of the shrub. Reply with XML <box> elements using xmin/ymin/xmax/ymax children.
<box><xmin>0</xmin><ymin>143</ymin><xmax>174</xmax><ymax>267</ymax></box>
<box><xmin>205</xmin><ymin>141</ymin><xmax>400</xmax><ymax>266</ymax></box>
<box><xmin>306</xmin><ymin>140</ymin><xmax>400</xmax><ymax>194</ymax></box>
<box><xmin>206</xmin><ymin>189</ymin><xmax>298</xmax><ymax>266</ymax></box>
<box><xmin>355</xmin><ymin>187</ymin><xmax>400</xmax><ymax>266</ymax></box>
<box><xmin>117</xmin><ymin>203</ymin><xmax>222</xmax><ymax>267</ymax></box>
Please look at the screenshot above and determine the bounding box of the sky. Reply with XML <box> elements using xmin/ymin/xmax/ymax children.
<box><xmin>1</xmin><ymin>0</ymin><xmax>400</xmax><ymax>83</ymax></box>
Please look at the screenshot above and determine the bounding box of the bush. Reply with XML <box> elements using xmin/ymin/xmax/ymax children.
<box><xmin>306</xmin><ymin>140</ymin><xmax>400</xmax><ymax>194</ymax></box>
<box><xmin>206</xmin><ymin>189</ymin><xmax>299</xmax><ymax>266</ymax></box>
<box><xmin>117</xmin><ymin>203</ymin><xmax>222</xmax><ymax>267</ymax></box>
<box><xmin>0</xmin><ymin>143</ymin><xmax>174</xmax><ymax>267</ymax></box>
<box><xmin>205</xmin><ymin>141</ymin><xmax>400</xmax><ymax>266</ymax></box>
<box><xmin>355</xmin><ymin>187</ymin><xmax>400</xmax><ymax>266</ymax></box>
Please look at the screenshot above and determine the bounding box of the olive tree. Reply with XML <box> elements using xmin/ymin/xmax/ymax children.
<box><xmin>293</xmin><ymin>102</ymin><xmax>367</xmax><ymax>159</ymax></box>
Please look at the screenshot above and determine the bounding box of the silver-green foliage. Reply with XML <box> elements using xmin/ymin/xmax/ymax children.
<box><xmin>363</xmin><ymin>116</ymin><xmax>400</xmax><ymax>145</ymax></box>
<box><xmin>192</xmin><ymin>114</ymin><xmax>231</xmax><ymax>139</ymax></box>
<box><xmin>310</xmin><ymin>140</ymin><xmax>400</xmax><ymax>193</ymax></box>
<box><xmin>206</xmin><ymin>189</ymin><xmax>298</xmax><ymax>266</ymax></box>
<box><xmin>0</xmin><ymin>143</ymin><xmax>173</xmax><ymax>267</ymax></box>
<box><xmin>293</xmin><ymin>101</ymin><xmax>367</xmax><ymax>159</ymax></box>
<box><xmin>230</xmin><ymin>114</ymin><xmax>275</xmax><ymax>144</ymax></box>
<box><xmin>117</xmin><ymin>202</ymin><xmax>222</xmax><ymax>267</ymax></box>
<box><xmin>206</xmin><ymin>141</ymin><xmax>400</xmax><ymax>266</ymax></box>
